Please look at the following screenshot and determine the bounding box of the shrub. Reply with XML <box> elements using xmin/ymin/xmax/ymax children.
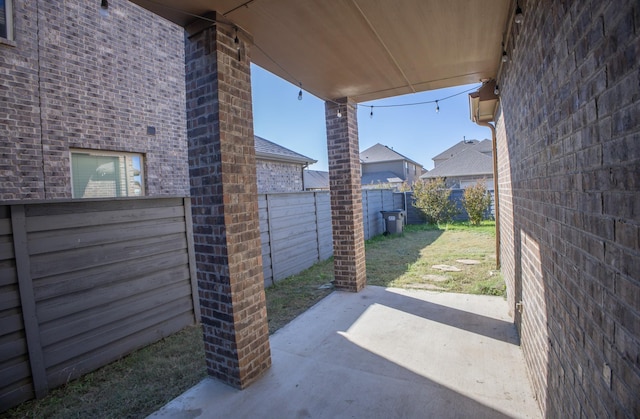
<box><xmin>412</xmin><ymin>178</ymin><xmax>458</xmax><ymax>225</ymax></box>
<box><xmin>463</xmin><ymin>180</ymin><xmax>492</xmax><ymax>225</ymax></box>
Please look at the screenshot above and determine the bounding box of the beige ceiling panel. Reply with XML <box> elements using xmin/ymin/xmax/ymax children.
<box><xmin>128</xmin><ymin>0</ymin><xmax>511</xmax><ymax>102</ymax></box>
<box><xmin>228</xmin><ymin>0</ymin><xmax>411</xmax><ymax>101</ymax></box>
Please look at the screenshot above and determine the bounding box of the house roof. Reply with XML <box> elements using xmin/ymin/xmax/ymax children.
<box><xmin>473</xmin><ymin>139</ymin><xmax>493</xmax><ymax>154</ymax></box>
<box><xmin>303</xmin><ymin>170</ymin><xmax>329</xmax><ymax>189</ymax></box>
<box><xmin>421</xmin><ymin>148</ymin><xmax>493</xmax><ymax>179</ymax></box>
<box><xmin>361</xmin><ymin>171</ymin><xmax>404</xmax><ymax>186</ymax></box>
<box><xmin>254</xmin><ymin>136</ymin><xmax>317</xmax><ymax>165</ymax></box>
<box><xmin>360</xmin><ymin>143</ymin><xmax>422</xmax><ymax>167</ymax></box>
<box><xmin>432</xmin><ymin>139</ymin><xmax>480</xmax><ymax>162</ymax></box>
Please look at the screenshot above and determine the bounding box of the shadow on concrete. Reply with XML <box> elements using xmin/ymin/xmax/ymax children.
<box><xmin>367</xmin><ymin>287</ymin><xmax>520</xmax><ymax>345</ymax></box>
<box><xmin>150</xmin><ymin>286</ymin><xmax>538</xmax><ymax>418</ymax></box>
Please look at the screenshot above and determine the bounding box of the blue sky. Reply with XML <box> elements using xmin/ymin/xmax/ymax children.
<box><xmin>251</xmin><ymin>64</ymin><xmax>491</xmax><ymax>172</ymax></box>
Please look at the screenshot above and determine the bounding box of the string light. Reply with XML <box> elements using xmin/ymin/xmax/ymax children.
<box><xmin>494</xmin><ymin>84</ymin><xmax>500</xmax><ymax>95</ymax></box>
<box><xmin>145</xmin><ymin>1</ymin><xmax>484</xmax><ymax>117</ymax></box>
<box><xmin>234</xmin><ymin>27</ymin><xmax>241</xmax><ymax>61</ymax></box>
<box><xmin>501</xmin><ymin>42</ymin><xmax>508</xmax><ymax>63</ymax></box>
<box><xmin>100</xmin><ymin>0</ymin><xmax>109</xmax><ymax>17</ymax></box>
<box><xmin>150</xmin><ymin>1</ymin><xmax>482</xmax><ymax>118</ymax></box>
<box><xmin>514</xmin><ymin>1</ymin><xmax>524</xmax><ymax>24</ymax></box>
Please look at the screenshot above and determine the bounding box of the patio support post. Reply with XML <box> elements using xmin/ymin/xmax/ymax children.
<box><xmin>325</xmin><ymin>98</ymin><xmax>366</xmax><ymax>292</ymax></box>
<box><xmin>184</xmin><ymin>17</ymin><xmax>271</xmax><ymax>389</ymax></box>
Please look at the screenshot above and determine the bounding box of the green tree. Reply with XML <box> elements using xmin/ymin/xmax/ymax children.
<box><xmin>412</xmin><ymin>178</ymin><xmax>458</xmax><ymax>226</ymax></box>
<box><xmin>463</xmin><ymin>180</ymin><xmax>492</xmax><ymax>226</ymax></box>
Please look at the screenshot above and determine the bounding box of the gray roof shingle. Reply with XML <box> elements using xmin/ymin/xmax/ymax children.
<box><xmin>432</xmin><ymin>139</ymin><xmax>481</xmax><ymax>163</ymax></box>
<box><xmin>254</xmin><ymin>135</ymin><xmax>317</xmax><ymax>164</ymax></box>
<box><xmin>303</xmin><ymin>170</ymin><xmax>329</xmax><ymax>189</ymax></box>
<box><xmin>422</xmin><ymin>148</ymin><xmax>493</xmax><ymax>179</ymax></box>
<box><xmin>360</xmin><ymin>143</ymin><xmax>422</xmax><ymax>167</ymax></box>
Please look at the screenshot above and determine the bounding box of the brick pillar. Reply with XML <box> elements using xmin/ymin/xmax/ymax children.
<box><xmin>185</xmin><ymin>21</ymin><xmax>271</xmax><ymax>389</ymax></box>
<box><xmin>325</xmin><ymin>99</ymin><xmax>366</xmax><ymax>292</ymax></box>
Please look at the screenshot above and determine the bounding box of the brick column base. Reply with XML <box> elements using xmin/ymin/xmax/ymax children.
<box><xmin>325</xmin><ymin>99</ymin><xmax>366</xmax><ymax>292</ymax></box>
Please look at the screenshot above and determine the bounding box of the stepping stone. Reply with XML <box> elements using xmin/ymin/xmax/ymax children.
<box><xmin>456</xmin><ymin>259</ymin><xmax>481</xmax><ymax>265</ymax></box>
<box><xmin>432</xmin><ymin>264</ymin><xmax>462</xmax><ymax>272</ymax></box>
<box><xmin>421</xmin><ymin>274</ymin><xmax>448</xmax><ymax>282</ymax></box>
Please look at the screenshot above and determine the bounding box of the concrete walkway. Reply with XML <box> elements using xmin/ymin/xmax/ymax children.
<box><xmin>149</xmin><ymin>286</ymin><xmax>540</xmax><ymax>419</ymax></box>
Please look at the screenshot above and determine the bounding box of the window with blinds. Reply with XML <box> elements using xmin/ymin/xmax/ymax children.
<box><xmin>71</xmin><ymin>150</ymin><xmax>144</xmax><ymax>198</ymax></box>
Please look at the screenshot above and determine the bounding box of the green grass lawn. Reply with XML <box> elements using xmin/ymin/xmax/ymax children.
<box><xmin>5</xmin><ymin>221</ymin><xmax>503</xmax><ymax>419</ymax></box>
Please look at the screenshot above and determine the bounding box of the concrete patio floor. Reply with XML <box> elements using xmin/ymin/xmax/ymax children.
<box><xmin>149</xmin><ymin>286</ymin><xmax>540</xmax><ymax>419</ymax></box>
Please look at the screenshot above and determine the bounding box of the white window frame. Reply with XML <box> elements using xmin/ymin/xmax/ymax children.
<box><xmin>0</xmin><ymin>0</ymin><xmax>14</xmax><ymax>42</ymax></box>
<box><xmin>70</xmin><ymin>149</ymin><xmax>145</xmax><ymax>199</ymax></box>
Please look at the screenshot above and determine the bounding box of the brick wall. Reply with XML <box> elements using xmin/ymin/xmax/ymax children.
<box><xmin>0</xmin><ymin>0</ymin><xmax>43</xmax><ymax>199</ymax></box>
<box><xmin>256</xmin><ymin>159</ymin><xmax>304</xmax><ymax>193</ymax></box>
<box><xmin>497</xmin><ymin>0</ymin><xmax>639</xmax><ymax>417</ymax></box>
<box><xmin>0</xmin><ymin>0</ymin><xmax>188</xmax><ymax>200</ymax></box>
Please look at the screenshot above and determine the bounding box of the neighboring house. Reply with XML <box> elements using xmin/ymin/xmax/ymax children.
<box><xmin>303</xmin><ymin>170</ymin><xmax>330</xmax><ymax>191</ymax></box>
<box><xmin>360</xmin><ymin>143</ymin><xmax>424</xmax><ymax>189</ymax></box>
<box><xmin>421</xmin><ymin>139</ymin><xmax>493</xmax><ymax>189</ymax></box>
<box><xmin>0</xmin><ymin>0</ymin><xmax>189</xmax><ymax>201</ymax></box>
<box><xmin>254</xmin><ymin>136</ymin><xmax>316</xmax><ymax>193</ymax></box>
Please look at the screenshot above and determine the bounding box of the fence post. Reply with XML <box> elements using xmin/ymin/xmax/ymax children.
<box><xmin>313</xmin><ymin>192</ymin><xmax>322</xmax><ymax>262</ymax></box>
<box><xmin>10</xmin><ymin>205</ymin><xmax>48</xmax><ymax>398</ymax></box>
<box><xmin>265</xmin><ymin>194</ymin><xmax>276</xmax><ymax>285</ymax></box>
<box><xmin>183</xmin><ymin>198</ymin><xmax>201</xmax><ymax>323</ymax></box>
<box><xmin>363</xmin><ymin>190</ymin><xmax>368</xmax><ymax>239</ymax></box>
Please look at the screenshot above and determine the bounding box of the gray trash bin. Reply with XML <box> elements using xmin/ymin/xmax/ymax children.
<box><xmin>380</xmin><ymin>210</ymin><xmax>405</xmax><ymax>234</ymax></box>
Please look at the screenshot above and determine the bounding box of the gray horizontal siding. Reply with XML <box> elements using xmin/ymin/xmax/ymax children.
<box><xmin>260</xmin><ymin>190</ymin><xmax>395</xmax><ymax>286</ymax></box>
<box><xmin>0</xmin><ymin>205</ymin><xmax>33</xmax><ymax>411</ymax></box>
<box><xmin>0</xmin><ymin>198</ymin><xmax>198</xmax><ymax>412</ymax></box>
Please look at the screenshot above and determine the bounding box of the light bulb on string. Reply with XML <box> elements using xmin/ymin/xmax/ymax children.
<box><xmin>234</xmin><ymin>28</ymin><xmax>241</xmax><ymax>61</ymax></box>
<box><xmin>514</xmin><ymin>2</ymin><xmax>524</xmax><ymax>24</ymax></box>
<box><xmin>435</xmin><ymin>100</ymin><xmax>440</xmax><ymax>113</ymax></box>
<box><xmin>336</xmin><ymin>106</ymin><xmax>342</xmax><ymax>118</ymax></box>
<box><xmin>370</xmin><ymin>106</ymin><xmax>374</xmax><ymax>119</ymax></box>
<box><xmin>100</xmin><ymin>0</ymin><xmax>109</xmax><ymax>17</ymax></box>
<box><xmin>297</xmin><ymin>83</ymin><xmax>303</xmax><ymax>101</ymax></box>
<box><xmin>501</xmin><ymin>42</ymin><xmax>508</xmax><ymax>63</ymax></box>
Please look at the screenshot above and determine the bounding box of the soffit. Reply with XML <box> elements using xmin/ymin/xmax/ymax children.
<box><xmin>130</xmin><ymin>0</ymin><xmax>511</xmax><ymax>102</ymax></box>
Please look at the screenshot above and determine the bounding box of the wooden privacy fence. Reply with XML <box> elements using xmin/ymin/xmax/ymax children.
<box><xmin>0</xmin><ymin>198</ymin><xmax>200</xmax><ymax>411</ymax></box>
<box><xmin>1</xmin><ymin>190</ymin><xmax>399</xmax><ymax>410</ymax></box>
<box><xmin>259</xmin><ymin>189</ymin><xmax>399</xmax><ymax>286</ymax></box>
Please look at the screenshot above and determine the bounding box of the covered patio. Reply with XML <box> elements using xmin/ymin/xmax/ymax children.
<box><xmin>150</xmin><ymin>286</ymin><xmax>539</xmax><ymax>418</ymax></box>
<box><xmin>128</xmin><ymin>0</ymin><xmax>513</xmax><ymax>392</ymax></box>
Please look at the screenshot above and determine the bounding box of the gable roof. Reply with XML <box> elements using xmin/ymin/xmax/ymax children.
<box><xmin>360</xmin><ymin>143</ymin><xmax>422</xmax><ymax>167</ymax></box>
<box><xmin>303</xmin><ymin>170</ymin><xmax>329</xmax><ymax>189</ymax></box>
<box><xmin>432</xmin><ymin>139</ymin><xmax>481</xmax><ymax>162</ymax></box>
<box><xmin>421</xmin><ymin>148</ymin><xmax>493</xmax><ymax>179</ymax></box>
<box><xmin>254</xmin><ymin>135</ymin><xmax>317</xmax><ymax>165</ymax></box>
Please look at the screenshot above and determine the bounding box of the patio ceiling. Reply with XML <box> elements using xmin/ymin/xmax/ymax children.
<box><xmin>130</xmin><ymin>0</ymin><xmax>512</xmax><ymax>102</ymax></box>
